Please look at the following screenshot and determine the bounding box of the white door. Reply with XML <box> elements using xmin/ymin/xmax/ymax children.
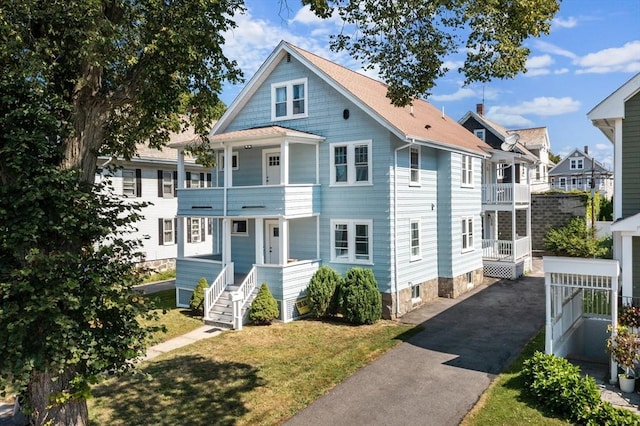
<box><xmin>265</xmin><ymin>220</ymin><xmax>280</xmax><ymax>264</ymax></box>
<box><xmin>264</xmin><ymin>149</ymin><xmax>281</xmax><ymax>185</ymax></box>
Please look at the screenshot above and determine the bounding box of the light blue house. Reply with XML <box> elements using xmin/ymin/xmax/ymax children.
<box><xmin>170</xmin><ymin>41</ymin><xmax>503</xmax><ymax>327</ymax></box>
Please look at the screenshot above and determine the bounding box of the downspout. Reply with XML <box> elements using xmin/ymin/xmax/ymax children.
<box><xmin>393</xmin><ymin>138</ymin><xmax>415</xmax><ymax>317</ymax></box>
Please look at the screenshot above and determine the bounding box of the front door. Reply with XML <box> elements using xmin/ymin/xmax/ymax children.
<box><xmin>263</xmin><ymin>149</ymin><xmax>281</xmax><ymax>186</ymax></box>
<box><xmin>265</xmin><ymin>220</ymin><xmax>280</xmax><ymax>264</ymax></box>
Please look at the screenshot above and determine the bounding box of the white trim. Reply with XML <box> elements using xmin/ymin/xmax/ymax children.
<box><xmin>231</xmin><ymin>219</ymin><xmax>249</xmax><ymax>236</ymax></box>
<box><xmin>409</xmin><ymin>146</ymin><xmax>421</xmax><ymax>186</ymax></box>
<box><xmin>218</xmin><ymin>152</ymin><xmax>239</xmax><ymax>171</ymax></box>
<box><xmin>473</xmin><ymin>128</ymin><xmax>486</xmax><ymax>142</ymax></box>
<box><xmin>262</xmin><ymin>148</ymin><xmax>282</xmax><ymax>186</ymax></box>
<box><xmin>461</xmin><ymin>154</ymin><xmax>474</xmax><ymax>187</ymax></box>
<box><xmin>330</xmin><ymin>219</ymin><xmax>373</xmax><ymax>264</ymax></box>
<box><xmin>461</xmin><ymin>216</ymin><xmax>474</xmax><ymax>252</ymax></box>
<box><xmin>410</xmin><ymin>219</ymin><xmax>421</xmax><ymax>261</ymax></box>
<box><xmin>271</xmin><ymin>78</ymin><xmax>309</xmax><ymax>121</ymax></box>
<box><xmin>329</xmin><ymin>140</ymin><xmax>372</xmax><ymax>186</ymax></box>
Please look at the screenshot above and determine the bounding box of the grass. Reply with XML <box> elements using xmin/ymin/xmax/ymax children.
<box><xmin>88</xmin><ymin>319</ymin><xmax>419</xmax><ymax>425</ymax></box>
<box><xmin>461</xmin><ymin>329</ymin><xmax>571</xmax><ymax>426</ymax></box>
<box><xmin>141</xmin><ymin>269</ymin><xmax>176</xmax><ymax>284</ymax></box>
<box><xmin>140</xmin><ymin>289</ymin><xmax>203</xmax><ymax>345</ymax></box>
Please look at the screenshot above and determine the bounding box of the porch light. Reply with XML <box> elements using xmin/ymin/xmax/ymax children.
<box><xmin>244</xmin><ymin>144</ymin><xmax>252</xmax><ymax>149</ymax></box>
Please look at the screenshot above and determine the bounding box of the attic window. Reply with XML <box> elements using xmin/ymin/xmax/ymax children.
<box><xmin>474</xmin><ymin>129</ymin><xmax>486</xmax><ymax>142</ymax></box>
<box><xmin>271</xmin><ymin>78</ymin><xmax>308</xmax><ymax>121</ymax></box>
<box><xmin>570</xmin><ymin>158</ymin><xmax>584</xmax><ymax>170</ymax></box>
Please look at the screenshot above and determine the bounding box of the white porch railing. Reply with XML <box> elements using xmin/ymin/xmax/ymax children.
<box><xmin>231</xmin><ymin>266</ymin><xmax>257</xmax><ymax>330</ymax></box>
<box><xmin>482</xmin><ymin>183</ymin><xmax>530</xmax><ymax>204</ymax></box>
<box><xmin>482</xmin><ymin>236</ymin><xmax>529</xmax><ymax>261</ymax></box>
<box><xmin>204</xmin><ymin>262</ymin><xmax>234</xmax><ymax>321</ymax></box>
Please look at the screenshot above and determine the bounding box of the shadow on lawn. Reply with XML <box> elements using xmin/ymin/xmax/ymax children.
<box><xmin>91</xmin><ymin>355</ymin><xmax>264</xmax><ymax>426</ymax></box>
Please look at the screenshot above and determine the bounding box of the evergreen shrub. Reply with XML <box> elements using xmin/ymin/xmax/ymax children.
<box><xmin>307</xmin><ymin>266</ymin><xmax>342</xmax><ymax>318</ymax></box>
<box><xmin>189</xmin><ymin>277</ymin><xmax>209</xmax><ymax>313</ymax></box>
<box><xmin>249</xmin><ymin>283</ymin><xmax>280</xmax><ymax>325</ymax></box>
<box><xmin>341</xmin><ymin>268</ymin><xmax>381</xmax><ymax>325</ymax></box>
<box><xmin>544</xmin><ymin>216</ymin><xmax>612</xmax><ymax>258</ymax></box>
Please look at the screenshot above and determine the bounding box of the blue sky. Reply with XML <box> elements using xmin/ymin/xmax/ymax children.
<box><xmin>220</xmin><ymin>0</ymin><xmax>640</xmax><ymax>168</ymax></box>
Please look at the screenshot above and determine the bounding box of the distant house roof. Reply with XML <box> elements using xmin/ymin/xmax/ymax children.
<box><xmin>211</xmin><ymin>41</ymin><xmax>491</xmax><ymax>157</ymax></box>
<box><xmin>548</xmin><ymin>147</ymin><xmax>612</xmax><ymax>176</ymax></box>
<box><xmin>510</xmin><ymin>127</ymin><xmax>550</xmax><ymax>150</ymax></box>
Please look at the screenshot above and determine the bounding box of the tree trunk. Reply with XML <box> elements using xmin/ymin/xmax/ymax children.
<box><xmin>27</xmin><ymin>366</ymin><xmax>88</xmax><ymax>426</ymax></box>
<box><xmin>61</xmin><ymin>63</ymin><xmax>108</xmax><ymax>185</ymax></box>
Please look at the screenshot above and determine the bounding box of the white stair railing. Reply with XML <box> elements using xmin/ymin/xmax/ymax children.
<box><xmin>204</xmin><ymin>262</ymin><xmax>233</xmax><ymax>321</ymax></box>
<box><xmin>231</xmin><ymin>266</ymin><xmax>257</xmax><ymax>330</ymax></box>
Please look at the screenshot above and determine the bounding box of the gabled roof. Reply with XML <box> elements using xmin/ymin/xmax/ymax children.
<box><xmin>548</xmin><ymin>147</ymin><xmax>611</xmax><ymax>176</ymax></box>
<box><xmin>207</xmin><ymin>126</ymin><xmax>324</xmax><ymax>145</ymax></box>
<box><xmin>213</xmin><ymin>41</ymin><xmax>490</xmax><ymax>156</ymax></box>
<box><xmin>510</xmin><ymin>127</ymin><xmax>550</xmax><ymax>150</ymax></box>
<box><xmin>588</xmin><ymin>72</ymin><xmax>640</xmax><ymax>143</ymax></box>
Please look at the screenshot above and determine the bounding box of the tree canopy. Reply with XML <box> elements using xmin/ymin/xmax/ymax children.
<box><xmin>303</xmin><ymin>0</ymin><xmax>560</xmax><ymax>106</ymax></box>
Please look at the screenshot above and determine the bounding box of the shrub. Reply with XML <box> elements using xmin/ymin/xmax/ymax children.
<box><xmin>544</xmin><ymin>216</ymin><xmax>612</xmax><ymax>258</ymax></box>
<box><xmin>619</xmin><ymin>306</ymin><xmax>640</xmax><ymax>328</ymax></box>
<box><xmin>249</xmin><ymin>283</ymin><xmax>280</xmax><ymax>325</ymax></box>
<box><xmin>307</xmin><ymin>266</ymin><xmax>343</xmax><ymax>318</ymax></box>
<box><xmin>341</xmin><ymin>268</ymin><xmax>382</xmax><ymax>325</ymax></box>
<box><xmin>189</xmin><ymin>277</ymin><xmax>209</xmax><ymax>313</ymax></box>
<box><xmin>521</xmin><ymin>351</ymin><xmax>640</xmax><ymax>425</ymax></box>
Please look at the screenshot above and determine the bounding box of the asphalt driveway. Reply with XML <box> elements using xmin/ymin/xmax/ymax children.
<box><xmin>285</xmin><ymin>273</ymin><xmax>545</xmax><ymax>426</ymax></box>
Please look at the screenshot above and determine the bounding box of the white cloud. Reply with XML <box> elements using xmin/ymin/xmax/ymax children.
<box><xmin>485</xmin><ymin>112</ymin><xmax>534</xmax><ymax>128</ymax></box>
<box><xmin>430</xmin><ymin>87</ymin><xmax>477</xmax><ymax>102</ymax></box>
<box><xmin>595</xmin><ymin>143</ymin><xmax>610</xmax><ymax>151</ymax></box>
<box><xmin>575</xmin><ymin>40</ymin><xmax>640</xmax><ymax>74</ymax></box>
<box><xmin>442</xmin><ymin>60</ymin><xmax>464</xmax><ymax>73</ymax></box>
<box><xmin>552</xmin><ymin>16</ymin><xmax>578</xmax><ymax>29</ymax></box>
<box><xmin>527</xmin><ymin>55</ymin><xmax>554</xmax><ymax>69</ymax></box>
<box><xmin>490</xmin><ymin>97</ymin><xmax>581</xmax><ymax>118</ymax></box>
<box><xmin>532</xmin><ymin>40</ymin><xmax>577</xmax><ymax>59</ymax></box>
<box><xmin>524</xmin><ymin>68</ymin><xmax>551</xmax><ymax>77</ymax></box>
<box><xmin>554</xmin><ymin>68</ymin><xmax>569</xmax><ymax>75</ymax></box>
<box><xmin>290</xmin><ymin>4</ymin><xmax>342</xmax><ymax>26</ymax></box>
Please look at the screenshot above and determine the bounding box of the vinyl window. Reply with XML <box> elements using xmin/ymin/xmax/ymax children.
<box><xmin>410</xmin><ymin>219</ymin><xmax>421</xmax><ymax>260</ymax></box>
<box><xmin>331</xmin><ymin>219</ymin><xmax>372</xmax><ymax>263</ymax></box>
<box><xmin>461</xmin><ymin>155</ymin><xmax>473</xmax><ymax>187</ymax></box>
<box><xmin>330</xmin><ymin>140</ymin><xmax>372</xmax><ymax>185</ymax></box>
<box><xmin>462</xmin><ymin>217</ymin><xmax>474</xmax><ymax>252</ymax></box>
<box><xmin>410</xmin><ymin>147</ymin><xmax>420</xmax><ymax>185</ymax></box>
<box><xmin>271</xmin><ymin>78</ymin><xmax>308</xmax><ymax>121</ymax></box>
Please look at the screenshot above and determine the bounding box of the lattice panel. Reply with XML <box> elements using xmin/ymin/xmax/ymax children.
<box><xmin>484</xmin><ymin>262</ymin><xmax>516</xmax><ymax>279</ymax></box>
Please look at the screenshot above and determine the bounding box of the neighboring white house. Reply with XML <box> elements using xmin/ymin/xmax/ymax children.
<box><xmin>97</xmin><ymin>129</ymin><xmax>213</xmax><ymax>271</ymax></box>
<box><xmin>548</xmin><ymin>146</ymin><xmax>613</xmax><ymax>199</ymax></box>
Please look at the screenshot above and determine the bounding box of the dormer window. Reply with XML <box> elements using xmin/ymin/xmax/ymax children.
<box><xmin>271</xmin><ymin>78</ymin><xmax>308</xmax><ymax>121</ymax></box>
<box><xmin>473</xmin><ymin>129</ymin><xmax>486</xmax><ymax>142</ymax></box>
<box><xmin>570</xmin><ymin>158</ymin><xmax>584</xmax><ymax>170</ymax></box>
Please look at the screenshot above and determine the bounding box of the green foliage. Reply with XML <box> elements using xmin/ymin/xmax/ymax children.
<box><xmin>307</xmin><ymin>266</ymin><xmax>343</xmax><ymax>318</ymax></box>
<box><xmin>606</xmin><ymin>326</ymin><xmax>640</xmax><ymax>377</ymax></box>
<box><xmin>619</xmin><ymin>306</ymin><xmax>640</xmax><ymax>328</ymax></box>
<box><xmin>303</xmin><ymin>0</ymin><xmax>559</xmax><ymax>106</ymax></box>
<box><xmin>520</xmin><ymin>352</ymin><xmax>639</xmax><ymax>425</ymax></box>
<box><xmin>142</xmin><ymin>269</ymin><xmax>176</xmax><ymax>284</ymax></box>
<box><xmin>248</xmin><ymin>284</ymin><xmax>280</xmax><ymax>325</ymax></box>
<box><xmin>548</xmin><ymin>152</ymin><xmax>562</xmax><ymax>164</ymax></box>
<box><xmin>340</xmin><ymin>268</ymin><xmax>382</xmax><ymax>325</ymax></box>
<box><xmin>189</xmin><ymin>277</ymin><xmax>209</xmax><ymax>313</ymax></box>
<box><xmin>599</xmin><ymin>196</ymin><xmax>613</xmax><ymax>221</ymax></box>
<box><xmin>544</xmin><ymin>217</ymin><xmax>612</xmax><ymax>258</ymax></box>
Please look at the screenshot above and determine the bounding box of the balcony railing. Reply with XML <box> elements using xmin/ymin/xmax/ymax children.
<box><xmin>482</xmin><ymin>236</ymin><xmax>530</xmax><ymax>261</ymax></box>
<box><xmin>177</xmin><ymin>184</ymin><xmax>320</xmax><ymax>217</ymax></box>
<box><xmin>482</xmin><ymin>183</ymin><xmax>530</xmax><ymax>205</ymax></box>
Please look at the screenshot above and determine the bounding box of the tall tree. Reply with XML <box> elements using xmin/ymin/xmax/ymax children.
<box><xmin>304</xmin><ymin>0</ymin><xmax>560</xmax><ymax>106</ymax></box>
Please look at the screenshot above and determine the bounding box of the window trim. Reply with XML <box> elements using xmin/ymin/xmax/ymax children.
<box><xmin>570</xmin><ymin>158</ymin><xmax>584</xmax><ymax>170</ymax></box>
<box><xmin>461</xmin><ymin>154</ymin><xmax>474</xmax><ymax>187</ymax></box>
<box><xmin>158</xmin><ymin>218</ymin><xmax>177</xmax><ymax>246</ymax></box>
<box><xmin>231</xmin><ymin>219</ymin><xmax>249</xmax><ymax>236</ymax></box>
<box><xmin>330</xmin><ymin>219</ymin><xmax>373</xmax><ymax>264</ymax></box>
<box><xmin>410</xmin><ymin>219</ymin><xmax>421</xmax><ymax>261</ymax></box>
<box><xmin>411</xmin><ymin>284</ymin><xmax>421</xmax><ymax>302</ymax></box>
<box><xmin>188</xmin><ymin>217</ymin><xmax>203</xmax><ymax>243</ymax></box>
<box><xmin>218</xmin><ymin>152</ymin><xmax>239</xmax><ymax>171</ymax></box>
<box><xmin>122</xmin><ymin>169</ymin><xmax>136</xmax><ymax>197</ymax></box>
<box><xmin>329</xmin><ymin>140</ymin><xmax>373</xmax><ymax>186</ymax></box>
<box><xmin>473</xmin><ymin>129</ymin><xmax>486</xmax><ymax>142</ymax></box>
<box><xmin>409</xmin><ymin>146</ymin><xmax>420</xmax><ymax>186</ymax></box>
<box><xmin>271</xmin><ymin>78</ymin><xmax>308</xmax><ymax>121</ymax></box>
<box><xmin>559</xmin><ymin>177</ymin><xmax>566</xmax><ymax>189</ymax></box>
<box><xmin>461</xmin><ymin>217</ymin><xmax>474</xmax><ymax>253</ymax></box>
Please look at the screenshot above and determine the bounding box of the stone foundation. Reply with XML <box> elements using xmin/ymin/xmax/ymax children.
<box><xmin>138</xmin><ymin>258</ymin><xmax>176</xmax><ymax>272</ymax></box>
<box><xmin>438</xmin><ymin>267</ymin><xmax>484</xmax><ymax>299</ymax></box>
<box><xmin>381</xmin><ymin>277</ymin><xmax>439</xmax><ymax>319</ymax></box>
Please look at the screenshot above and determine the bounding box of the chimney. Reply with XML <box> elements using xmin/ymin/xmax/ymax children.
<box><xmin>476</xmin><ymin>103</ymin><xmax>484</xmax><ymax>116</ymax></box>
<box><xmin>584</xmin><ymin>145</ymin><xmax>589</xmax><ymax>155</ymax></box>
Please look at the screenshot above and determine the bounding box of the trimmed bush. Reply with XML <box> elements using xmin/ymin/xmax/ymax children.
<box><xmin>544</xmin><ymin>216</ymin><xmax>612</xmax><ymax>258</ymax></box>
<box><xmin>249</xmin><ymin>283</ymin><xmax>280</xmax><ymax>325</ymax></box>
<box><xmin>341</xmin><ymin>268</ymin><xmax>382</xmax><ymax>325</ymax></box>
<box><xmin>189</xmin><ymin>277</ymin><xmax>209</xmax><ymax>313</ymax></box>
<box><xmin>307</xmin><ymin>266</ymin><xmax>343</xmax><ymax>318</ymax></box>
<box><xmin>521</xmin><ymin>351</ymin><xmax>640</xmax><ymax>425</ymax></box>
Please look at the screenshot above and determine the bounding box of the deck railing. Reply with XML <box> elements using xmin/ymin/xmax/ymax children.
<box><xmin>482</xmin><ymin>236</ymin><xmax>530</xmax><ymax>261</ymax></box>
<box><xmin>482</xmin><ymin>183</ymin><xmax>530</xmax><ymax>205</ymax></box>
<box><xmin>231</xmin><ymin>266</ymin><xmax>257</xmax><ymax>330</ymax></box>
<box><xmin>204</xmin><ymin>262</ymin><xmax>233</xmax><ymax>321</ymax></box>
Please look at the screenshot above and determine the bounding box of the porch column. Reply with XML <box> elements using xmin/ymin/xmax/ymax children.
<box><xmin>223</xmin><ymin>218</ymin><xmax>233</xmax><ymax>283</ymax></box>
<box><xmin>621</xmin><ymin>233</ymin><xmax>633</xmax><ymax>302</ymax></box>
<box><xmin>177</xmin><ymin>149</ymin><xmax>186</xmax><ymax>189</ymax></box>
<box><xmin>281</xmin><ymin>140</ymin><xmax>289</xmax><ymax>185</ymax></box>
<box><xmin>611</xmin><ymin>277</ymin><xmax>619</xmax><ymax>384</ymax></box>
<box><xmin>614</xmin><ymin>119</ymin><xmax>623</xmax><ymax>220</ymax></box>
<box><xmin>544</xmin><ymin>275</ymin><xmax>552</xmax><ymax>354</ymax></box>
<box><xmin>315</xmin><ymin>143</ymin><xmax>320</xmax><ymax>185</ymax></box>
<box><xmin>255</xmin><ymin>218</ymin><xmax>264</xmax><ymax>265</ymax></box>
<box><xmin>279</xmin><ymin>218</ymin><xmax>289</xmax><ymax>264</ymax></box>
<box><xmin>224</xmin><ymin>145</ymin><xmax>233</xmax><ymax>188</ymax></box>
<box><xmin>177</xmin><ymin>217</ymin><xmax>184</xmax><ymax>258</ymax></box>
<box><xmin>316</xmin><ymin>215</ymin><xmax>320</xmax><ymax>259</ymax></box>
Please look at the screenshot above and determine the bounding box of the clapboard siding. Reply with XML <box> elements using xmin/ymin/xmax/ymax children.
<box><xmin>623</xmin><ymin>91</ymin><xmax>640</xmax><ymax>217</ymax></box>
<box><xmin>175</xmin><ymin>258</ymin><xmax>222</xmax><ymax>291</ymax></box>
<box><xmin>231</xmin><ymin>219</ymin><xmax>256</xmax><ymax>274</ymax></box>
<box><xmin>289</xmin><ymin>216</ymin><xmax>318</xmax><ymax>260</ymax></box>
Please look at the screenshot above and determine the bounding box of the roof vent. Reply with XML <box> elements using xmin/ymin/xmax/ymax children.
<box><xmin>425</xmin><ymin>124</ymin><xmax>431</xmax><ymax>130</ymax></box>
<box><xmin>286</xmin><ymin>52</ymin><xmax>291</xmax><ymax>63</ymax></box>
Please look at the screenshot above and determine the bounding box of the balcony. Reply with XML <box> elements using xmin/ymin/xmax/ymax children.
<box><xmin>177</xmin><ymin>184</ymin><xmax>320</xmax><ymax>217</ymax></box>
<box><xmin>482</xmin><ymin>183</ymin><xmax>530</xmax><ymax>206</ymax></box>
<box><xmin>482</xmin><ymin>236</ymin><xmax>530</xmax><ymax>262</ymax></box>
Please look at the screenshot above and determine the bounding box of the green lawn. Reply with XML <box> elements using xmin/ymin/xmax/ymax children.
<box><xmin>140</xmin><ymin>289</ymin><xmax>203</xmax><ymax>344</ymax></box>
<box><xmin>88</xmin><ymin>319</ymin><xmax>419</xmax><ymax>425</ymax></box>
<box><xmin>461</xmin><ymin>330</ymin><xmax>571</xmax><ymax>426</ymax></box>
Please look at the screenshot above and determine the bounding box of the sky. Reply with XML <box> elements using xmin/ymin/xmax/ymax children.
<box><xmin>219</xmin><ymin>0</ymin><xmax>640</xmax><ymax>169</ymax></box>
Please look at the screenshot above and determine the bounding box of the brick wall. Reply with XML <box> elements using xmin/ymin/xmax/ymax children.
<box><xmin>531</xmin><ymin>193</ymin><xmax>587</xmax><ymax>252</ymax></box>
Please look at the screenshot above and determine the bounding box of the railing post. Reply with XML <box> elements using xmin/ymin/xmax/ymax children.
<box><xmin>231</xmin><ymin>291</ymin><xmax>243</xmax><ymax>330</ymax></box>
<box><xmin>204</xmin><ymin>287</ymin><xmax>212</xmax><ymax>321</ymax></box>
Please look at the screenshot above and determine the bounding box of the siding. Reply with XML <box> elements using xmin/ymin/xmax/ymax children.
<box><xmin>289</xmin><ymin>216</ymin><xmax>318</xmax><ymax>260</ymax></box>
<box><xmin>622</xmin><ymin>91</ymin><xmax>640</xmax><ymax>217</ymax></box>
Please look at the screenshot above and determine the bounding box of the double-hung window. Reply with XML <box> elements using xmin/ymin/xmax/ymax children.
<box><xmin>158</xmin><ymin>218</ymin><xmax>177</xmax><ymax>245</ymax></box>
<box><xmin>331</xmin><ymin>219</ymin><xmax>372</xmax><ymax>263</ymax></box>
<box><xmin>410</xmin><ymin>147</ymin><xmax>420</xmax><ymax>185</ymax></box>
<box><xmin>330</xmin><ymin>140</ymin><xmax>372</xmax><ymax>185</ymax></box>
<box><xmin>271</xmin><ymin>78</ymin><xmax>308</xmax><ymax>121</ymax></box>
<box><xmin>570</xmin><ymin>158</ymin><xmax>584</xmax><ymax>170</ymax></box>
<box><xmin>188</xmin><ymin>218</ymin><xmax>204</xmax><ymax>243</ymax></box>
<box><xmin>219</xmin><ymin>153</ymin><xmax>239</xmax><ymax>171</ymax></box>
<box><xmin>473</xmin><ymin>129</ymin><xmax>486</xmax><ymax>142</ymax></box>
<box><xmin>462</xmin><ymin>217</ymin><xmax>474</xmax><ymax>252</ymax></box>
<box><xmin>122</xmin><ymin>169</ymin><xmax>136</xmax><ymax>196</ymax></box>
<box><xmin>461</xmin><ymin>155</ymin><xmax>473</xmax><ymax>187</ymax></box>
<box><xmin>410</xmin><ymin>219</ymin><xmax>421</xmax><ymax>260</ymax></box>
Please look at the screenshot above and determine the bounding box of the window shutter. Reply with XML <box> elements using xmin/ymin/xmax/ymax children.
<box><xmin>174</xmin><ymin>218</ymin><xmax>178</xmax><ymax>244</ymax></box>
<box><xmin>186</xmin><ymin>172</ymin><xmax>191</xmax><ymax>188</ymax></box>
<box><xmin>187</xmin><ymin>218</ymin><xmax>192</xmax><ymax>243</ymax></box>
<box><xmin>200</xmin><ymin>173</ymin><xmax>205</xmax><ymax>187</ymax></box>
<box><xmin>135</xmin><ymin>169</ymin><xmax>142</xmax><ymax>197</ymax></box>
<box><xmin>201</xmin><ymin>218</ymin><xmax>206</xmax><ymax>240</ymax></box>
<box><xmin>207</xmin><ymin>218</ymin><xmax>212</xmax><ymax>235</ymax></box>
<box><xmin>157</xmin><ymin>170</ymin><xmax>163</xmax><ymax>197</ymax></box>
<box><xmin>206</xmin><ymin>173</ymin><xmax>212</xmax><ymax>187</ymax></box>
<box><xmin>158</xmin><ymin>218</ymin><xmax>164</xmax><ymax>245</ymax></box>
<box><xmin>173</xmin><ymin>171</ymin><xmax>178</xmax><ymax>196</ymax></box>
